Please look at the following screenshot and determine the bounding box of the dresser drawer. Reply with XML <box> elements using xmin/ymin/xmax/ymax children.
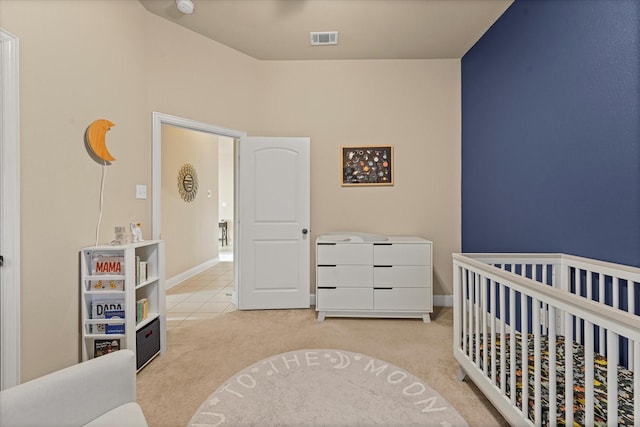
<box><xmin>317</xmin><ymin>265</ymin><xmax>372</xmax><ymax>288</ymax></box>
<box><xmin>317</xmin><ymin>288</ymin><xmax>373</xmax><ymax>310</ymax></box>
<box><xmin>373</xmin><ymin>243</ymin><xmax>430</xmax><ymax>266</ymax></box>
<box><xmin>373</xmin><ymin>287</ymin><xmax>432</xmax><ymax>311</ymax></box>
<box><xmin>373</xmin><ymin>266</ymin><xmax>432</xmax><ymax>287</ymax></box>
<box><xmin>317</xmin><ymin>243</ymin><xmax>372</xmax><ymax>265</ymax></box>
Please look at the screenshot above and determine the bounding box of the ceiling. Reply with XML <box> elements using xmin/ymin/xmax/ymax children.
<box><xmin>139</xmin><ymin>0</ymin><xmax>513</xmax><ymax>60</ymax></box>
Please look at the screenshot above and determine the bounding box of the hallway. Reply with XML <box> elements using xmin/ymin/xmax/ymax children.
<box><xmin>165</xmin><ymin>248</ymin><xmax>235</xmax><ymax>330</ymax></box>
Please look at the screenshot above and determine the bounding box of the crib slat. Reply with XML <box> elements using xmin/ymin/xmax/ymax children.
<box><xmin>500</xmin><ymin>283</ymin><xmax>507</xmax><ymax>397</ymax></box>
<box><xmin>548</xmin><ymin>306</ymin><xmax>557</xmax><ymax>427</ymax></box>
<box><xmin>575</xmin><ymin>270</ymin><xmax>584</xmax><ymax>344</ymax></box>
<box><xmin>490</xmin><ymin>279</ymin><xmax>497</xmax><ymax>384</ymax></box>
<box><xmin>520</xmin><ymin>293</ymin><xmax>528</xmax><ymax>418</ymax></box>
<box><xmin>533</xmin><ymin>298</ymin><xmax>541</xmax><ymax>425</ymax></box>
<box><xmin>510</xmin><ymin>289</ymin><xmax>517</xmax><ymax>407</ymax></box>
<box><xmin>564</xmin><ymin>312</ymin><xmax>574</xmax><ymax>426</ymax></box>
<box><xmin>475</xmin><ymin>273</ymin><xmax>481</xmax><ymax>367</ymax></box>
<box><xmin>598</xmin><ymin>273</ymin><xmax>605</xmax><ymax>306</ymax></box>
<box><xmin>634</xmin><ymin>340</ymin><xmax>639</xmax><ymax>426</ymax></box>
<box><xmin>481</xmin><ymin>274</ymin><xmax>488</xmax><ymax>376</ymax></box>
<box><xmin>628</xmin><ymin>282</ymin><xmax>635</xmax><ymax>371</ymax></box>
<box><xmin>598</xmin><ymin>275</ymin><xmax>606</xmax><ymax>358</ymax></box>
<box><xmin>606</xmin><ymin>329</ymin><xmax>618</xmax><ymax>427</ymax></box>
<box><xmin>584</xmin><ymin>320</ymin><xmax>594</xmax><ymax>426</ymax></box>
<box><xmin>461</xmin><ymin>269</ymin><xmax>467</xmax><ymax>354</ymax></box>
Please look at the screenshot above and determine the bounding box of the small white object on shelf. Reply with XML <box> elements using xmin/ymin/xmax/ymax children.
<box><xmin>130</xmin><ymin>222</ymin><xmax>144</xmax><ymax>243</ymax></box>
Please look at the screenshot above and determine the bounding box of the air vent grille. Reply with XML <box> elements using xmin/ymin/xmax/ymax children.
<box><xmin>310</xmin><ymin>31</ymin><xmax>339</xmax><ymax>46</ymax></box>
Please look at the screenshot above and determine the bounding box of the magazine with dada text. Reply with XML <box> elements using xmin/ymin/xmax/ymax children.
<box><xmin>91</xmin><ymin>295</ymin><xmax>124</xmax><ymax>333</ymax></box>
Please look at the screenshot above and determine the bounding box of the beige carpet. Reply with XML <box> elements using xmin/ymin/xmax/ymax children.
<box><xmin>136</xmin><ymin>307</ymin><xmax>508</xmax><ymax>427</ymax></box>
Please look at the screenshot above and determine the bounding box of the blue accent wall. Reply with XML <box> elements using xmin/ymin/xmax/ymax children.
<box><xmin>461</xmin><ymin>0</ymin><xmax>640</xmax><ymax>266</ymax></box>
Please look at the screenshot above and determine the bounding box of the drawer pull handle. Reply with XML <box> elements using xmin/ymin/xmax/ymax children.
<box><xmin>375</xmin><ymin>287</ymin><xmax>393</xmax><ymax>290</ymax></box>
<box><xmin>374</xmin><ymin>243</ymin><xmax>392</xmax><ymax>246</ymax></box>
<box><xmin>318</xmin><ymin>264</ymin><xmax>337</xmax><ymax>267</ymax></box>
<box><xmin>318</xmin><ymin>243</ymin><xmax>336</xmax><ymax>246</ymax></box>
<box><xmin>374</xmin><ymin>265</ymin><xmax>393</xmax><ymax>268</ymax></box>
<box><xmin>145</xmin><ymin>330</ymin><xmax>153</xmax><ymax>338</ymax></box>
<box><xmin>318</xmin><ymin>286</ymin><xmax>337</xmax><ymax>289</ymax></box>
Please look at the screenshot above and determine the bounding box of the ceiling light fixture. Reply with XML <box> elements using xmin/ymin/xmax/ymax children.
<box><xmin>176</xmin><ymin>0</ymin><xmax>195</xmax><ymax>14</ymax></box>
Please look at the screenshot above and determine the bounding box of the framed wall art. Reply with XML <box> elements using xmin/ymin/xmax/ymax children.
<box><xmin>341</xmin><ymin>146</ymin><xmax>393</xmax><ymax>186</ymax></box>
<box><xmin>178</xmin><ymin>163</ymin><xmax>199</xmax><ymax>202</ymax></box>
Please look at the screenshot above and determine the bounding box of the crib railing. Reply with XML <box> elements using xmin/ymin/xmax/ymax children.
<box><xmin>464</xmin><ymin>253</ymin><xmax>640</xmax><ymax>367</ymax></box>
<box><xmin>453</xmin><ymin>253</ymin><xmax>640</xmax><ymax>427</ymax></box>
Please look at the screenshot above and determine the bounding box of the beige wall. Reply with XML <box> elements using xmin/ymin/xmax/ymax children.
<box><xmin>1</xmin><ymin>0</ymin><xmax>151</xmax><ymax>381</ymax></box>
<box><xmin>0</xmin><ymin>0</ymin><xmax>260</xmax><ymax>380</ymax></box>
<box><xmin>161</xmin><ymin>125</ymin><xmax>219</xmax><ymax>279</ymax></box>
<box><xmin>256</xmin><ymin>60</ymin><xmax>461</xmax><ymax>295</ymax></box>
<box><xmin>1</xmin><ymin>0</ymin><xmax>460</xmax><ymax>381</ymax></box>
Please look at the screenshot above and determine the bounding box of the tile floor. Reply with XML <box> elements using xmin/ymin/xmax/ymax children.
<box><xmin>166</xmin><ymin>247</ymin><xmax>236</xmax><ymax>330</ymax></box>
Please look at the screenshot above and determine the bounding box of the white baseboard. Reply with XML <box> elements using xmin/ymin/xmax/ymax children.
<box><xmin>166</xmin><ymin>258</ymin><xmax>219</xmax><ymax>289</ymax></box>
<box><xmin>433</xmin><ymin>294</ymin><xmax>453</xmax><ymax>307</ymax></box>
<box><xmin>309</xmin><ymin>294</ymin><xmax>453</xmax><ymax>307</ymax></box>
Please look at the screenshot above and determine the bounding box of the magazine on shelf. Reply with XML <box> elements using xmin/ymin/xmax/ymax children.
<box><xmin>139</xmin><ymin>261</ymin><xmax>148</xmax><ymax>283</ymax></box>
<box><xmin>94</xmin><ymin>339</ymin><xmax>120</xmax><ymax>358</ymax></box>
<box><xmin>91</xmin><ymin>295</ymin><xmax>124</xmax><ymax>333</ymax></box>
<box><xmin>91</xmin><ymin>252</ymin><xmax>124</xmax><ymax>275</ymax></box>
<box><xmin>89</xmin><ymin>278</ymin><xmax>124</xmax><ymax>291</ymax></box>
<box><xmin>105</xmin><ymin>309</ymin><xmax>125</xmax><ymax>334</ymax></box>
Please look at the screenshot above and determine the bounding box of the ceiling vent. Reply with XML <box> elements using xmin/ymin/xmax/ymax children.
<box><xmin>310</xmin><ymin>31</ymin><xmax>339</xmax><ymax>46</ymax></box>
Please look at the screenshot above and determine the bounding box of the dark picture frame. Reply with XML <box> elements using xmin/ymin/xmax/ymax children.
<box><xmin>341</xmin><ymin>146</ymin><xmax>393</xmax><ymax>186</ymax></box>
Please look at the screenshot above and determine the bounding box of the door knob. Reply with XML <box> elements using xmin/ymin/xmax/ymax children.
<box><xmin>302</xmin><ymin>228</ymin><xmax>309</xmax><ymax>235</ymax></box>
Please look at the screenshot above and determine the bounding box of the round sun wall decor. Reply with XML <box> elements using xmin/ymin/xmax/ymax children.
<box><xmin>178</xmin><ymin>163</ymin><xmax>199</xmax><ymax>202</ymax></box>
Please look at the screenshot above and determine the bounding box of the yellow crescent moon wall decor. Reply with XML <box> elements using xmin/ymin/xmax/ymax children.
<box><xmin>87</xmin><ymin>119</ymin><xmax>116</xmax><ymax>162</ymax></box>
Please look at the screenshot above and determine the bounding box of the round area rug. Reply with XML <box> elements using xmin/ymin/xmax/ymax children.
<box><xmin>188</xmin><ymin>349</ymin><xmax>469</xmax><ymax>427</ymax></box>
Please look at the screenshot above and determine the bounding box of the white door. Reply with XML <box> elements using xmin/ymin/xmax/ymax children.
<box><xmin>237</xmin><ymin>136</ymin><xmax>310</xmax><ymax>309</ymax></box>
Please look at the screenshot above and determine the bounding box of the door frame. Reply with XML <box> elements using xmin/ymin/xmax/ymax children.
<box><xmin>151</xmin><ymin>112</ymin><xmax>245</xmax><ymax>302</ymax></box>
<box><xmin>1</xmin><ymin>28</ymin><xmax>21</xmax><ymax>389</ymax></box>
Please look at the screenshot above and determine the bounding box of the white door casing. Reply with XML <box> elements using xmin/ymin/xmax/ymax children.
<box><xmin>0</xmin><ymin>28</ymin><xmax>21</xmax><ymax>389</ymax></box>
<box><xmin>151</xmin><ymin>112</ymin><xmax>245</xmax><ymax>303</ymax></box>
<box><xmin>238</xmin><ymin>136</ymin><xmax>310</xmax><ymax>309</ymax></box>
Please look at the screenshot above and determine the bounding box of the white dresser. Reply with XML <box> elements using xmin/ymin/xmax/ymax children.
<box><xmin>315</xmin><ymin>235</ymin><xmax>432</xmax><ymax>322</ymax></box>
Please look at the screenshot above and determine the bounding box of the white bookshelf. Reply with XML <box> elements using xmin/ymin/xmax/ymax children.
<box><xmin>80</xmin><ymin>240</ymin><xmax>166</xmax><ymax>371</ymax></box>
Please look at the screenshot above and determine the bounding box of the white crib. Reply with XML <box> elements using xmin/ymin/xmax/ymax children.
<box><xmin>453</xmin><ymin>253</ymin><xmax>640</xmax><ymax>426</ymax></box>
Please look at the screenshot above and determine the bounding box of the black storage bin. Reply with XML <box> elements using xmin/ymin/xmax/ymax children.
<box><xmin>136</xmin><ymin>317</ymin><xmax>160</xmax><ymax>370</ymax></box>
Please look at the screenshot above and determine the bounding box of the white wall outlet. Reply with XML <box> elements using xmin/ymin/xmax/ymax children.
<box><xmin>136</xmin><ymin>184</ymin><xmax>147</xmax><ymax>200</ymax></box>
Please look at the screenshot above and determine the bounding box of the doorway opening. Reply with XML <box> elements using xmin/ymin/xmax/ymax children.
<box><xmin>151</xmin><ymin>113</ymin><xmax>245</xmax><ymax>309</ymax></box>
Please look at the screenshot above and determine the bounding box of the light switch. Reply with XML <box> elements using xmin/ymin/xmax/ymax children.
<box><xmin>136</xmin><ymin>184</ymin><xmax>147</xmax><ymax>199</ymax></box>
